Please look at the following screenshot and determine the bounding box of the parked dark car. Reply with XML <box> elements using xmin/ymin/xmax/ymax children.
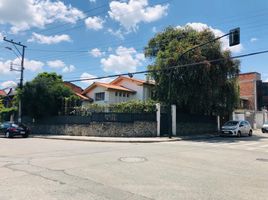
<box><xmin>0</xmin><ymin>122</ymin><xmax>30</xmax><ymax>138</ymax></box>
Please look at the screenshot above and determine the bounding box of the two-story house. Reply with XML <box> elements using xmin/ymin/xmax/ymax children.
<box><xmin>82</xmin><ymin>76</ymin><xmax>155</xmax><ymax>105</ymax></box>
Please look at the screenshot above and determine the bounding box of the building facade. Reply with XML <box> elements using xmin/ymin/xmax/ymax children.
<box><xmin>238</xmin><ymin>72</ymin><xmax>267</xmax><ymax>111</ymax></box>
<box><xmin>82</xmin><ymin>76</ymin><xmax>155</xmax><ymax>105</ymax></box>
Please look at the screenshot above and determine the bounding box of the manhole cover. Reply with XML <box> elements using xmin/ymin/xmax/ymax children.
<box><xmin>119</xmin><ymin>157</ymin><xmax>147</xmax><ymax>163</ymax></box>
<box><xmin>256</xmin><ymin>158</ymin><xmax>268</xmax><ymax>162</ymax></box>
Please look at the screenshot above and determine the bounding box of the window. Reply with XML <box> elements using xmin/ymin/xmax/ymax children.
<box><xmin>95</xmin><ymin>92</ymin><xmax>105</xmax><ymax>101</ymax></box>
<box><xmin>119</xmin><ymin>92</ymin><xmax>122</xmax><ymax>97</ymax></box>
<box><xmin>127</xmin><ymin>93</ymin><xmax>129</xmax><ymax>97</ymax></box>
<box><xmin>115</xmin><ymin>92</ymin><xmax>118</xmax><ymax>96</ymax></box>
<box><xmin>123</xmin><ymin>93</ymin><xmax>126</xmax><ymax>97</ymax></box>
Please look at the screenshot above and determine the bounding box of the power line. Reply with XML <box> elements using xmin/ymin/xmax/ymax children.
<box><xmin>26</xmin><ymin>21</ymin><xmax>268</xmax><ymax>57</ymax></box>
<box><xmin>65</xmin><ymin>49</ymin><xmax>268</xmax><ymax>83</ymax></box>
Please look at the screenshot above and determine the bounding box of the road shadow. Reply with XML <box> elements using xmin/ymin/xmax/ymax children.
<box><xmin>0</xmin><ymin>135</ymin><xmax>30</xmax><ymax>139</ymax></box>
<box><xmin>187</xmin><ymin>133</ymin><xmax>268</xmax><ymax>144</ymax></box>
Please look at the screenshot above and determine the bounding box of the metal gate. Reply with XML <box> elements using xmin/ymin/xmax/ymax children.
<box><xmin>160</xmin><ymin>113</ymin><xmax>169</xmax><ymax>136</ymax></box>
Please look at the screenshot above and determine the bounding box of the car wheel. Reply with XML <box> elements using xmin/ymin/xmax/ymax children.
<box><xmin>5</xmin><ymin>131</ymin><xmax>13</xmax><ymax>138</ymax></box>
<box><xmin>248</xmin><ymin>130</ymin><xmax>253</xmax><ymax>137</ymax></box>
<box><xmin>237</xmin><ymin>131</ymin><xmax>241</xmax><ymax>137</ymax></box>
<box><xmin>22</xmin><ymin>133</ymin><xmax>29</xmax><ymax>138</ymax></box>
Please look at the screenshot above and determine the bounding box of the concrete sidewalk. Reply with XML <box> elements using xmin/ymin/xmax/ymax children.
<box><xmin>32</xmin><ymin>134</ymin><xmax>218</xmax><ymax>143</ymax></box>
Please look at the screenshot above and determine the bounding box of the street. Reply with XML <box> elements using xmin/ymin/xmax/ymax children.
<box><xmin>1</xmin><ymin>132</ymin><xmax>268</xmax><ymax>200</ymax></box>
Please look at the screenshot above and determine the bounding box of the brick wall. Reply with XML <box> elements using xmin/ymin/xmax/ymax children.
<box><xmin>239</xmin><ymin>72</ymin><xmax>261</xmax><ymax>110</ymax></box>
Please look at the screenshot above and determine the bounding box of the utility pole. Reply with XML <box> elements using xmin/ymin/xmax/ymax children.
<box><xmin>3</xmin><ymin>37</ymin><xmax>26</xmax><ymax>123</ymax></box>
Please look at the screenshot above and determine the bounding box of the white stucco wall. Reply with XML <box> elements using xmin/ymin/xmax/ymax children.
<box><xmin>85</xmin><ymin>86</ymin><xmax>109</xmax><ymax>105</ymax></box>
<box><xmin>143</xmin><ymin>85</ymin><xmax>153</xmax><ymax>101</ymax></box>
<box><xmin>84</xmin><ymin>79</ymin><xmax>154</xmax><ymax>105</ymax></box>
<box><xmin>114</xmin><ymin>79</ymin><xmax>144</xmax><ymax>100</ymax></box>
<box><xmin>109</xmin><ymin>90</ymin><xmax>134</xmax><ymax>104</ymax></box>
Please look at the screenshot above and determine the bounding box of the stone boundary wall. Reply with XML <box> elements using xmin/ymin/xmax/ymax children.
<box><xmin>29</xmin><ymin>121</ymin><xmax>157</xmax><ymax>137</ymax></box>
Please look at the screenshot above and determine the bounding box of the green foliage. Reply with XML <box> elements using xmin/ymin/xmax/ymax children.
<box><xmin>0</xmin><ymin>99</ymin><xmax>17</xmax><ymax>121</ymax></box>
<box><xmin>109</xmin><ymin>100</ymin><xmax>157</xmax><ymax>113</ymax></box>
<box><xmin>20</xmin><ymin>72</ymin><xmax>75</xmax><ymax>119</ymax></box>
<box><xmin>0</xmin><ymin>99</ymin><xmax>4</xmax><ymax>111</ymax></box>
<box><xmin>73</xmin><ymin>100</ymin><xmax>157</xmax><ymax>116</ymax></box>
<box><xmin>144</xmin><ymin>26</ymin><xmax>240</xmax><ymax>115</ymax></box>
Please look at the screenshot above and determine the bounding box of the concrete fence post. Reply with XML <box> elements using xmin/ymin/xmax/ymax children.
<box><xmin>156</xmin><ymin>103</ymin><xmax>161</xmax><ymax>137</ymax></box>
<box><xmin>171</xmin><ymin>105</ymin><xmax>176</xmax><ymax>136</ymax></box>
<box><xmin>232</xmin><ymin>112</ymin><xmax>236</xmax><ymax>120</ymax></box>
<box><xmin>217</xmin><ymin>115</ymin><xmax>221</xmax><ymax>132</ymax></box>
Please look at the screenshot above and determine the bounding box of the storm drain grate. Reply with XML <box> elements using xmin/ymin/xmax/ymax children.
<box><xmin>119</xmin><ymin>157</ymin><xmax>147</xmax><ymax>163</ymax></box>
<box><xmin>256</xmin><ymin>158</ymin><xmax>268</xmax><ymax>162</ymax></box>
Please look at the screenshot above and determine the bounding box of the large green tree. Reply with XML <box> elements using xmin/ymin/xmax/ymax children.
<box><xmin>20</xmin><ymin>72</ymin><xmax>74</xmax><ymax>118</ymax></box>
<box><xmin>144</xmin><ymin>26</ymin><xmax>240</xmax><ymax>115</ymax></box>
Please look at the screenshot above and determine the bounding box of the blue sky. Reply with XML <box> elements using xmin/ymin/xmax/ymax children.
<box><xmin>0</xmin><ymin>0</ymin><xmax>268</xmax><ymax>89</ymax></box>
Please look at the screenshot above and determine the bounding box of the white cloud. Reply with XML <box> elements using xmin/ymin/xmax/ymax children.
<box><xmin>250</xmin><ymin>37</ymin><xmax>258</xmax><ymax>42</ymax></box>
<box><xmin>89</xmin><ymin>48</ymin><xmax>104</xmax><ymax>57</ymax></box>
<box><xmin>62</xmin><ymin>65</ymin><xmax>75</xmax><ymax>73</ymax></box>
<box><xmin>0</xmin><ymin>57</ymin><xmax>44</xmax><ymax>75</ymax></box>
<box><xmin>179</xmin><ymin>22</ymin><xmax>243</xmax><ymax>53</ymax></box>
<box><xmin>0</xmin><ymin>0</ymin><xmax>85</xmax><ymax>34</ymax></box>
<box><xmin>101</xmin><ymin>46</ymin><xmax>145</xmax><ymax>73</ymax></box>
<box><xmin>85</xmin><ymin>16</ymin><xmax>104</xmax><ymax>30</ymax></box>
<box><xmin>152</xmin><ymin>26</ymin><xmax>157</xmax><ymax>33</ymax></box>
<box><xmin>0</xmin><ymin>60</ymin><xmax>12</xmax><ymax>75</ymax></box>
<box><xmin>23</xmin><ymin>58</ymin><xmax>44</xmax><ymax>71</ymax></box>
<box><xmin>89</xmin><ymin>0</ymin><xmax>96</xmax><ymax>3</ymax></box>
<box><xmin>80</xmin><ymin>72</ymin><xmax>113</xmax><ymax>85</ymax></box>
<box><xmin>28</xmin><ymin>33</ymin><xmax>71</xmax><ymax>44</ymax></box>
<box><xmin>108</xmin><ymin>0</ymin><xmax>168</xmax><ymax>31</ymax></box>
<box><xmin>47</xmin><ymin>59</ymin><xmax>75</xmax><ymax>73</ymax></box>
<box><xmin>108</xmin><ymin>28</ymin><xmax>124</xmax><ymax>39</ymax></box>
<box><xmin>0</xmin><ymin>80</ymin><xmax>17</xmax><ymax>89</ymax></box>
<box><xmin>0</xmin><ymin>32</ymin><xmax>3</xmax><ymax>41</ymax></box>
<box><xmin>80</xmin><ymin>72</ymin><xmax>97</xmax><ymax>85</ymax></box>
<box><xmin>47</xmin><ymin>60</ymin><xmax>66</xmax><ymax>68</ymax></box>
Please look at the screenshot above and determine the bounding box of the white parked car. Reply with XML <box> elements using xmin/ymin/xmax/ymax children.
<box><xmin>262</xmin><ymin>121</ymin><xmax>268</xmax><ymax>133</ymax></box>
<box><xmin>221</xmin><ymin>120</ymin><xmax>253</xmax><ymax>137</ymax></box>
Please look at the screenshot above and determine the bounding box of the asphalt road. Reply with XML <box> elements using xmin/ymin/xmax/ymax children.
<box><xmin>1</xmin><ymin>132</ymin><xmax>268</xmax><ymax>200</ymax></box>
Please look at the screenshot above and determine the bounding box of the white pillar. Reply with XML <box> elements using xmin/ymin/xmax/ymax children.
<box><xmin>217</xmin><ymin>115</ymin><xmax>221</xmax><ymax>131</ymax></box>
<box><xmin>171</xmin><ymin>105</ymin><xmax>176</xmax><ymax>136</ymax></box>
<box><xmin>10</xmin><ymin>114</ymin><xmax>14</xmax><ymax>123</ymax></box>
<box><xmin>156</xmin><ymin>103</ymin><xmax>161</xmax><ymax>137</ymax></box>
<box><xmin>252</xmin><ymin>111</ymin><xmax>257</xmax><ymax>129</ymax></box>
<box><xmin>232</xmin><ymin>112</ymin><xmax>236</xmax><ymax>120</ymax></box>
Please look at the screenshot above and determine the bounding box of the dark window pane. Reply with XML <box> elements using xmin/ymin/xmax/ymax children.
<box><xmin>95</xmin><ymin>92</ymin><xmax>105</xmax><ymax>101</ymax></box>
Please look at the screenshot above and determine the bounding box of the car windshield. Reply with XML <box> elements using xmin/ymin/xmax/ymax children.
<box><xmin>264</xmin><ymin>121</ymin><xmax>268</xmax><ymax>125</ymax></box>
<box><xmin>224</xmin><ymin>121</ymin><xmax>239</xmax><ymax>126</ymax></box>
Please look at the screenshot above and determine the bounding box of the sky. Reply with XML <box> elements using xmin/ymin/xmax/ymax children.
<box><xmin>0</xmin><ymin>0</ymin><xmax>268</xmax><ymax>89</ymax></box>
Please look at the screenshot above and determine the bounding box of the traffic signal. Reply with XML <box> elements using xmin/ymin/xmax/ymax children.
<box><xmin>229</xmin><ymin>28</ymin><xmax>240</xmax><ymax>46</ymax></box>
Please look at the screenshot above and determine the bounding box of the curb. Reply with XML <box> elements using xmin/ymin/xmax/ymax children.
<box><xmin>32</xmin><ymin>134</ymin><xmax>218</xmax><ymax>143</ymax></box>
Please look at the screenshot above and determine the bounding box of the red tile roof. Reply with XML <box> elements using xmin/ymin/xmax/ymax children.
<box><xmin>75</xmin><ymin>92</ymin><xmax>92</xmax><ymax>101</ymax></box>
<box><xmin>0</xmin><ymin>90</ymin><xmax>7</xmax><ymax>97</ymax></box>
<box><xmin>110</xmin><ymin>76</ymin><xmax>155</xmax><ymax>86</ymax></box>
<box><xmin>82</xmin><ymin>82</ymin><xmax>136</xmax><ymax>94</ymax></box>
<box><xmin>64</xmin><ymin>82</ymin><xmax>83</xmax><ymax>94</ymax></box>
